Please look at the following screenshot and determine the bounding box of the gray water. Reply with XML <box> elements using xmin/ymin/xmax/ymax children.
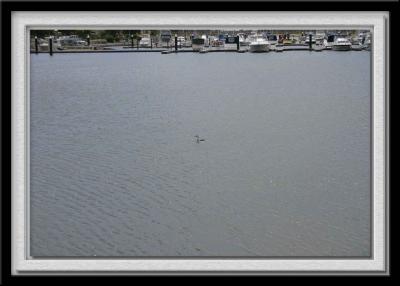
<box><xmin>30</xmin><ymin>51</ymin><xmax>371</xmax><ymax>257</ymax></box>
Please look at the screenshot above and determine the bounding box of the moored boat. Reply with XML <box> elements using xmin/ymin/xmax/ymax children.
<box><xmin>275</xmin><ymin>44</ymin><xmax>284</xmax><ymax>52</ymax></box>
<box><xmin>139</xmin><ymin>34</ymin><xmax>151</xmax><ymax>48</ymax></box>
<box><xmin>266</xmin><ymin>34</ymin><xmax>278</xmax><ymax>46</ymax></box>
<box><xmin>249</xmin><ymin>35</ymin><xmax>270</xmax><ymax>53</ymax></box>
<box><xmin>352</xmin><ymin>45</ymin><xmax>363</xmax><ymax>51</ymax></box>
<box><xmin>332</xmin><ymin>38</ymin><xmax>352</xmax><ymax>51</ymax></box>
<box><xmin>313</xmin><ymin>44</ymin><xmax>324</xmax><ymax>52</ymax></box>
<box><xmin>192</xmin><ymin>38</ymin><xmax>205</xmax><ymax>51</ymax></box>
<box><xmin>238</xmin><ymin>33</ymin><xmax>251</xmax><ymax>46</ymax></box>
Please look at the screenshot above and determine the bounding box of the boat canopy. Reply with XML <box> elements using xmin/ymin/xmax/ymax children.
<box><xmin>327</xmin><ymin>34</ymin><xmax>336</xmax><ymax>42</ymax></box>
<box><xmin>225</xmin><ymin>36</ymin><xmax>238</xmax><ymax>44</ymax></box>
<box><xmin>192</xmin><ymin>38</ymin><xmax>205</xmax><ymax>45</ymax></box>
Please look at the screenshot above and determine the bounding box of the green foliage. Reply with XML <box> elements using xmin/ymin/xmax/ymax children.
<box><xmin>30</xmin><ymin>30</ymin><xmax>53</xmax><ymax>38</ymax></box>
<box><xmin>30</xmin><ymin>30</ymin><xmax>144</xmax><ymax>43</ymax></box>
<box><xmin>129</xmin><ymin>31</ymin><xmax>141</xmax><ymax>40</ymax></box>
<box><xmin>98</xmin><ymin>31</ymin><xmax>117</xmax><ymax>42</ymax></box>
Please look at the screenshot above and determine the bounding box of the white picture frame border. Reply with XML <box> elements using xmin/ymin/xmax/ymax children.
<box><xmin>11</xmin><ymin>11</ymin><xmax>389</xmax><ymax>275</ymax></box>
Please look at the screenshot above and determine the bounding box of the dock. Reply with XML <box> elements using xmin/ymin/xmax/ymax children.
<box><xmin>30</xmin><ymin>45</ymin><xmax>369</xmax><ymax>55</ymax></box>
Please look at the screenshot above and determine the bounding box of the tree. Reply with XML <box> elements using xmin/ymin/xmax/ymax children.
<box><xmin>150</xmin><ymin>30</ymin><xmax>159</xmax><ymax>40</ymax></box>
<box><xmin>98</xmin><ymin>30</ymin><xmax>119</xmax><ymax>42</ymax></box>
<box><xmin>130</xmin><ymin>30</ymin><xmax>141</xmax><ymax>40</ymax></box>
<box><xmin>30</xmin><ymin>30</ymin><xmax>54</xmax><ymax>38</ymax></box>
<box><xmin>74</xmin><ymin>30</ymin><xmax>93</xmax><ymax>39</ymax></box>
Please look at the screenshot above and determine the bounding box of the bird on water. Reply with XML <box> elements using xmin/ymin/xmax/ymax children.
<box><xmin>194</xmin><ymin>135</ymin><xmax>205</xmax><ymax>143</ymax></box>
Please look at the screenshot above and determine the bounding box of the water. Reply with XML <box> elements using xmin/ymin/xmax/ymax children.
<box><xmin>30</xmin><ymin>51</ymin><xmax>371</xmax><ymax>257</ymax></box>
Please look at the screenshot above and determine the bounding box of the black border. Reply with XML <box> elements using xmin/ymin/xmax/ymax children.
<box><xmin>1</xmin><ymin>0</ymin><xmax>395</xmax><ymax>281</ymax></box>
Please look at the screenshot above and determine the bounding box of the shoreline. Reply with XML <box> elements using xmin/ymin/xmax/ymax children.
<box><xmin>30</xmin><ymin>45</ymin><xmax>367</xmax><ymax>54</ymax></box>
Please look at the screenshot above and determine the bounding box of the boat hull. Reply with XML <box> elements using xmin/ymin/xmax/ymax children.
<box><xmin>192</xmin><ymin>44</ymin><xmax>204</xmax><ymax>51</ymax></box>
<box><xmin>192</xmin><ymin>38</ymin><xmax>206</xmax><ymax>51</ymax></box>
<box><xmin>249</xmin><ymin>44</ymin><xmax>270</xmax><ymax>53</ymax></box>
<box><xmin>332</xmin><ymin>45</ymin><xmax>352</xmax><ymax>51</ymax></box>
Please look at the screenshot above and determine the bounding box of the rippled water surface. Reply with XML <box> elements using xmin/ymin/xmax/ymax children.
<box><xmin>30</xmin><ymin>51</ymin><xmax>370</xmax><ymax>256</ymax></box>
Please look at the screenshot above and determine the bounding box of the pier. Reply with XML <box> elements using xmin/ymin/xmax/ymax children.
<box><xmin>30</xmin><ymin>45</ymin><xmax>366</xmax><ymax>54</ymax></box>
<box><xmin>30</xmin><ymin>29</ymin><xmax>371</xmax><ymax>55</ymax></box>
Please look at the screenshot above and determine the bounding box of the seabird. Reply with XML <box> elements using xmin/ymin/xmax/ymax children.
<box><xmin>194</xmin><ymin>135</ymin><xmax>205</xmax><ymax>143</ymax></box>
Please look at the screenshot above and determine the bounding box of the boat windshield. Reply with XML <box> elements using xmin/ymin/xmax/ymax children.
<box><xmin>192</xmin><ymin>38</ymin><xmax>205</xmax><ymax>45</ymax></box>
<box><xmin>336</xmin><ymin>38</ymin><xmax>350</xmax><ymax>43</ymax></box>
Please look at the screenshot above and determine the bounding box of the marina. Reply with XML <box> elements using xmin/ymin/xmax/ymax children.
<box><xmin>30</xmin><ymin>44</ymin><xmax>370</xmax><ymax>54</ymax></box>
<box><xmin>31</xmin><ymin>30</ymin><xmax>372</xmax><ymax>55</ymax></box>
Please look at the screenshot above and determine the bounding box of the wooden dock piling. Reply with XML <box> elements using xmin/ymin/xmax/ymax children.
<box><xmin>49</xmin><ymin>37</ymin><xmax>53</xmax><ymax>56</ymax></box>
<box><xmin>34</xmin><ymin>36</ymin><xmax>38</xmax><ymax>54</ymax></box>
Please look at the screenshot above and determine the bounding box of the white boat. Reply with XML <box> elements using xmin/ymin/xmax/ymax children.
<box><xmin>58</xmin><ymin>35</ymin><xmax>86</xmax><ymax>46</ymax></box>
<box><xmin>315</xmin><ymin>32</ymin><xmax>326</xmax><ymax>45</ymax></box>
<box><xmin>361</xmin><ymin>33</ymin><xmax>372</xmax><ymax>50</ymax></box>
<box><xmin>325</xmin><ymin>34</ymin><xmax>336</xmax><ymax>49</ymax></box>
<box><xmin>41</xmin><ymin>36</ymin><xmax>64</xmax><ymax>50</ymax></box>
<box><xmin>249</xmin><ymin>35</ymin><xmax>270</xmax><ymax>53</ymax></box>
<box><xmin>357</xmin><ymin>32</ymin><xmax>371</xmax><ymax>46</ymax></box>
<box><xmin>275</xmin><ymin>44</ymin><xmax>284</xmax><ymax>52</ymax></box>
<box><xmin>201</xmin><ymin>34</ymin><xmax>209</xmax><ymax>47</ymax></box>
<box><xmin>266</xmin><ymin>34</ymin><xmax>278</xmax><ymax>45</ymax></box>
<box><xmin>177</xmin><ymin>36</ymin><xmax>185</xmax><ymax>47</ymax></box>
<box><xmin>352</xmin><ymin>45</ymin><xmax>363</xmax><ymax>51</ymax></box>
<box><xmin>304</xmin><ymin>33</ymin><xmax>317</xmax><ymax>45</ymax></box>
<box><xmin>313</xmin><ymin>44</ymin><xmax>324</xmax><ymax>52</ymax></box>
<box><xmin>37</xmin><ymin>39</ymin><xmax>49</xmax><ymax>50</ymax></box>
<box><xmin>332</xmin><ymin>38</ymin><xmax>352</xmax><ymax>51</ymax></box>
<box><xmin>238</xmin><ymin>33</ymin><xmax>250</xmax><ymax>46</ymax></box>
<box><xmin>224</xmin><ymin>35</ymin><xmax>238</xmax><ymax>50</ymax></box>
<box><xmin>139</xmin><ymin>34</ymin><xmax>151</xmax><ymax>48</ymax></box>
<box><xmin>192</xmin><ymin>37</ymin><xmax>205</xmax><ymax>51</ymax></box>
